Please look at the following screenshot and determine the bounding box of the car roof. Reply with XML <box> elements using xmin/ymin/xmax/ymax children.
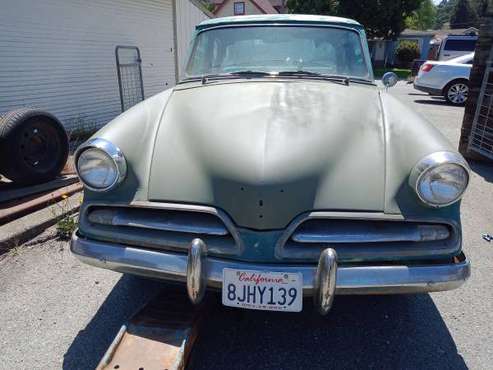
<box><xmin>196</xmin><ymin>14</ymin><xmax>363</xmax><ymax>31</ymax></box>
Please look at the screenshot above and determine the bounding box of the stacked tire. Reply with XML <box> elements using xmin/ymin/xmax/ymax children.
<box><xmin>0</xmin><ymin>108</ymin><xmax>69</xmax><ymax>185</ymax></box>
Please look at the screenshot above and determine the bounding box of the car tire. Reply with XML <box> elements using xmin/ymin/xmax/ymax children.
<box><xmin>0</xmin><ymin>108</ymin><xmax>69</xmax><ymax>184</ymax></box>
<box><xmin>444</xmin><ymin>79</ymin><xmax>469</xmax><ymax>106</ymax></box>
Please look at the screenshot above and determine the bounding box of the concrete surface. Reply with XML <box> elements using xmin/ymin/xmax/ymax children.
<box><xmin>0</xmin><ymin>82</ymin><xmax>492</xmax><ymax>370</ymax></box>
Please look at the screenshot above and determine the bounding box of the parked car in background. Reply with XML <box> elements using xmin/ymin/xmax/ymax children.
<box><xmin>414</xmin><ymin>53</ymin><xmax>474</xmax><ymax>105</ymax></box>
<box><xmin>437</xmin><ymin>35</ymin><xmax>477</xmax><ymax>61</ymax></box>
<box><xmin>71</xmin><ymin>15</ymin><xmax>471</xmax><ymax>316</ymax></box>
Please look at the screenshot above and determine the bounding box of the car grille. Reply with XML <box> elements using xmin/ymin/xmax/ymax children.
<box><xmin>80</xmin><ymin>204</ymin><xmax>242</xmax><ymax>256</ymax></box>
<box><xmin>276</xmin><ymin>216</ymin><xmax>460</xmax><ymax>262</ymax></box>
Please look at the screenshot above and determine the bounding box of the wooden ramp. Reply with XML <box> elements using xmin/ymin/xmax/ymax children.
<box><xmin>97</xmin><ymin>288</ymin><xmax>211</xmax><ymax>370</ymax></box>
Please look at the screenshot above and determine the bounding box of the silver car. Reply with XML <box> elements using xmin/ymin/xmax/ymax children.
<box><xmin>414</xmin><ymin>53</ymin><xmax>473</xmax><ymax>105</ymax></box>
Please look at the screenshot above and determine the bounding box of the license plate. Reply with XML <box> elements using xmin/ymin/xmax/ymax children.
<box><xmin>222</xmin><ymin>268</ymin><xmax>303</xmax><ymax>312</ymax></box>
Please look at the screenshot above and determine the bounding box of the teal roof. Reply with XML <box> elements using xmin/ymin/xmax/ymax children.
<box><xmin>197</xmin><ymin>14</ymin><xmax>363</xmax><ymax>31</ymax></box>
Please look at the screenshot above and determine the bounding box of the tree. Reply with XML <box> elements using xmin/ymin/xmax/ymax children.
<box><xmin>435</xmin><ymin>0</ymin><xmax>458</xmax><ymax>28</ymax></box>
<box><xmin>287</xmin><ymin>0</ymin><xmax>424</xmax><ymax>39</ymax></box>
<box><xmin>286</xmin><ymin>0</ymin><xmax>338</xmax><ymax>15</ymax></box>
<box><xmin>405</xmin><ymin>0</ymin><xmax>437</xmax><ymax>30</ymax></box>
<box><xmin>337</xmin><ymin>0</ymin><xmax>424</xmax><ymax>39</ymax></box>
<box><xmin>450</xmin><ymin>0</ymin><xmax>478</xmax><ymax>28</ymax></box>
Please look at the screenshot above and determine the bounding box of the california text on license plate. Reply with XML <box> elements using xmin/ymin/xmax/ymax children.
<box><xmin>222</xmin><ymin>268</ymin><xmax>303</xmax><ymax>312</ymax></box>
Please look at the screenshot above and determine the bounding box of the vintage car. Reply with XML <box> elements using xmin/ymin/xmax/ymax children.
<box><xmin>71</xmin><ymin>14</ymin><xmax>471</xmax><ymax>315</ymax></box>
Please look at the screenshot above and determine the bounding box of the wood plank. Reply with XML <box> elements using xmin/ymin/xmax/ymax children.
<box><xmin>0</xmin><ymin>175</ymin><xmax>78</xmax><ymax>203</ymax></box>
<box><xmin>0</xmin><ymin>182</ymin><xmax>82</xmax><ymax>225</ymax></box>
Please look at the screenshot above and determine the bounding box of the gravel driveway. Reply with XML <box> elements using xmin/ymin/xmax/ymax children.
<box><xmin>1</xmin><ymin>82</ymin><xmax>492</xmax><ymax>370</ymax></box>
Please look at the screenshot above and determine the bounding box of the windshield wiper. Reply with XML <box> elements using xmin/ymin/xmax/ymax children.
<box><xmin>181</xmin><ymin>71</ymin><xmax>272</xmax><ymax>85</ymax></box>
<box><xmin>180</xmin><ymin>70</ymin><xmax>373</xmax><ymax>86</ymax></box>
<box><xmin>277</xmin><ymin>71</ymin><xmax>350</xmax><ymax>85</ymax></box>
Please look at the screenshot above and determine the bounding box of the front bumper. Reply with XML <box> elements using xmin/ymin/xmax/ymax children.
<box><xmin>71</xmin><ymin>232</ymin><xmax>470</xmax><ymax>298</ymax></box>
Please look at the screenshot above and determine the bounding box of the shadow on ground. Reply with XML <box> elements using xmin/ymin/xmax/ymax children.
<box><xmin>62</xmin><ymin>275</ymin><xmax>163</xmax><ymax>370</ymax></box>
<box><xmin>190</xmin><ymin>294</ymin><xmax>467</xmax><ymax>370</ymax></box>
<box><xmin>414</xmin><ymin>99</ymin><xmax>458</xmax><ymax>107</ymax></box>
<box><xmin>470</xmin><ymin>160</ymin><xmax>493</xmax><ymax>183</ymax></box>
<box><xmin>63</xmin><ymin>277</ymin><xmax>467</xmax><ymax>370</ymax></box>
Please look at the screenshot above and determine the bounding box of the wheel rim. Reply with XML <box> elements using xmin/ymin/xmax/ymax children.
<box><xmin>447</xmin><ymin>83</ymin><xmax>468</xmax><ymax>104</ymax></box>
<box><xmin>18</xmin><ymin>118</ymin><xmax>63</xmax><ymax>172</ymax></box>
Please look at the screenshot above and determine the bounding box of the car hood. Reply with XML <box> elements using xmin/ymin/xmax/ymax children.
<box><xmin>148</xmin><ymin>80</ymin><xmax>385</xmax><ymax>229</ymax></box>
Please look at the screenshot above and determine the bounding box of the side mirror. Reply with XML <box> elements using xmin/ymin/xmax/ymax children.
<box><xmin>382</xmin><ymin>72</ymin><xmax>398</xmax><ymax>88</ymax></box>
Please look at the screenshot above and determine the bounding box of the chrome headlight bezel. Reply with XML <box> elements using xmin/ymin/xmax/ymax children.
<box><xmin>409</xmin><ymin>151</ymin><xmax>470</xmax><ymax>208</ymax></box>
<box><xmin>75</xmin><ymin>138</ymin><xmax>127</xmax><ymax>192</ymax></box>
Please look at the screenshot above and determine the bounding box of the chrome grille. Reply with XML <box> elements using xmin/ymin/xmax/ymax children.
<box><xmin>80</xmin><ymin>204</ymin><xmax>242</xmax><ymax>256</ymax></box>
<box><xmin>276</xmin><ymin>215</ymin><xmax>459</xmax><ymax>262</ymax></box>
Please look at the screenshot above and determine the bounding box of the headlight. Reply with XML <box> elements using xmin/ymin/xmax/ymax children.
<box><xmin>75</xmin><ymin>138</ymin><xmax>127</xmax><ymax>192</ymax></box>
<box><xmin>409</xmin><ymin>151</ymin><xmax>469</xmax><ymax>207</ymax></box>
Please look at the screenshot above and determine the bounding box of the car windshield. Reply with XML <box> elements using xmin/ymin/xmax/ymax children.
<box><xmin>185</xmin><ymin>26</ymin><xmax>370</xmax><ymax>80</ymax></box>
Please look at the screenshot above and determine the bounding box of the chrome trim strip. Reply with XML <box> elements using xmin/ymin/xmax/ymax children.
<box><xmin>291</xmin><ymin>223</ymin><xmax>450</xmax><ymax>244</ymax></box>
<box><xmin>88</xmin><ymin>208</ymin><xmax>230</xmax><ymax>236</ymax></box>
<box><xmin>409</xmin><ymin>151</ymin><xmax>470</xmax><ymax>208</ymax></box>
<box><xmin>75</xmin><ymin>138</ymin><xmax>127</xmax><ymax>192</ymax></box>
<box><xmin>71</xmin><ymin>233</ymin><xmax>470</xmax><ymax>295</ymax></box>
<box><xmin>275</xmin><ymin>211</ymin><xmax>460</xmax><ymax>260</ymax></box>
<box><xmin>80</xmin><ymin>201</ymin><xmax>244</xmax><ymax>255</ymax></box>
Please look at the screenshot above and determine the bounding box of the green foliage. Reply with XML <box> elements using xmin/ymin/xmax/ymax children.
<box><xmin>286</xmin><ymin>0</ymin><xmax>338</xmax><ymax>14</ymax></box>
<box><xmin>373</xmin><ymin>68</ymin><xmax>412</xmax><ymax>79</ymax></box>
<box><xmin>450</xmin><ymin>0</ymin><xmax>478</xmax><ymax>28</ymax></box>
<box><xmin>56</xmin><ymin>214</ymin><xmax>78</xmax><ymax>240</ymax></box>
<box><xmin>395</xmin><ymin>40</ymin><xmax>420</xmax><ymax>65</ymax></box>
<box><xmin>405</xmin><ymin>0</ymin><xmax>437</xmax><ymax>30</ymax></box>
<box><xmin>435</xmin><ymin>0</ymin><xmax>458</xmax><ymax>28</ymax></box>
<box><xmin>288</xmin><ymin>0</ymin><xmax>425</xmax><ymax>39</ymax></box>
<box><xmin>204</xmin><ymin>2</ymin><xmax>215</xmax><ymax>12</ymax></box>
<box><xmin>435</xmin><ymin>0</ymin><xmax>482</xmax><ymax>28</ymax></box>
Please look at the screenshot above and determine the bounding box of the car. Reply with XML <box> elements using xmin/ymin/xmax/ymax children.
<box><xmin>414</xmin><ymin>53</ymin><xmax>474</xmax><ymax>105</ymax></box>
<box><xmin>437</xmin><ymin>35</ymin><xmax>477</xmax><ymax>61</ymax></box>
<box><xmin>71</xmin><ymin>14</ymin><xmax>471</xmax><ymax>315</ymax></box>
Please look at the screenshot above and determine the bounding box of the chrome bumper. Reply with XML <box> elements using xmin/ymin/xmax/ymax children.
<box><xmin>71</xmin><ymin>233</ymin><xmax>470</xmax><ymax>313</ymax></box>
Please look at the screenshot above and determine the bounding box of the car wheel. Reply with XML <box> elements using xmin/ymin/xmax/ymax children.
<box><xmin>444</xmin><ymin>80</ymin><xmax>469</xmax><ymax>105</ymax></box>
<box><xmin>0</xmin><ymin>108</ymin><xmax>69</xmax><ymax>184</ymax></box>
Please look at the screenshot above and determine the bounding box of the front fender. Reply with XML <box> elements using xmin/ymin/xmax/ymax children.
<box><xmin>380</xmin><ymin>91</ymin><xmax>462</xmax><ymax>222</ymax></box>
<box><xmin>81</xmin><ymin>89</ymin><xmax>174</xmax><ymax>203</ymax></box>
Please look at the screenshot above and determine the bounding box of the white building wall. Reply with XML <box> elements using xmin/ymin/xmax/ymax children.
<box><xmin>0</xmin><ymin>0</ymin><xmax>175</xmax><ymax>132</ymax></box>
<box><xmin>175</xmin><ymin>0</ymin><xmax>210</xmax><ymax>79</ymax></box>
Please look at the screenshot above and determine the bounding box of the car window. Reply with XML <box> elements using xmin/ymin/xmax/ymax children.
<box><xmin>443</xmin><ymin>39</ymin><xmax>476</xmax><ymax>52</ymax></box>
<box><xmin>186</xmin><ymin>26</ymin><xmax>370</xmax><ymax>79</ymax></box>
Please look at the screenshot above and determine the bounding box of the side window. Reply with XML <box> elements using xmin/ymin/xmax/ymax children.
<box><xmin>444</xmin><ymin>39</ymin><xmax>476</xmax><ymax>52</ymax></box>
<box><xmin>234</xmin><ymin>2</ymin><xmax>245</xmax><ymax>15</ymax></box>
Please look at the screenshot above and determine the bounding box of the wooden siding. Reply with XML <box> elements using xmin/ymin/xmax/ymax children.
<box><xmin>175</xmin><ymin>0</ymin><xmax>210</xmax><ymax>79</ymax></box>
<box><xmin>0</xmin><ymin>0</ymin><xmax>175</xmax><ymax>132</ymax></box>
